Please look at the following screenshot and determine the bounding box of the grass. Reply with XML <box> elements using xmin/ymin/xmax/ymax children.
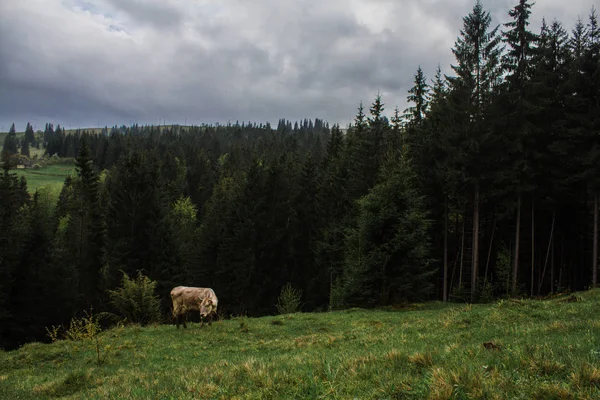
<box><xmin>2</xmin><ymin>290</ymin><xmax>600</xmax><ymax>399</ymax></box>
<box><xmin>2</xmin><ymin>130</ymin><xmax>71</xmax><ymax>193</ymax></box>
<box><xmin>11</xmin><ymin>163</ymin><xmax>75</xmax><ymax>193</ymax></box>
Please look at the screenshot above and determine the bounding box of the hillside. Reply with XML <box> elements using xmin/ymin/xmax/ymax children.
<box><xmin>2</xmin><ymin>291</ymin><xmax>600</xmax><ymax>399</ymax></box>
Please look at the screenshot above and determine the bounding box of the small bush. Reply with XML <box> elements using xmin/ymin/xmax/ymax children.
<box><xmin>276</xmin><ymin>282</ymin><xmax>302</xmax><ymax>315</ymax></box>
<box><xmin>106</xmin><ymin>270</ymin><xmax>162</xmax><ymax>325</ymax></box>
<box><xmin>61</xmin><ymin>308</ymin><xmax>106</xmax><ymax>364</ymax></box>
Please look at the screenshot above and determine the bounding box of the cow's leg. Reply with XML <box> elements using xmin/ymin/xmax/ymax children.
<box><xmin>199</xmin><ymin>313</ymin><xmax>204</xmax><ymax>328</ymax></box>
<box><xmin>208</xmin><ymin>313</ymin><xmax>213</xmax><ymax>326</ymax></box>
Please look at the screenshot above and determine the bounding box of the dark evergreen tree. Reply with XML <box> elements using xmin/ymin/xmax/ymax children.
<box><xmin>2</xmin><ymin>123</ymin><xmax>18</xmax><ymax>157</ymax></box>
<box><xmin>24</xmin><ymin>123</ymin><xmax>35</xmax><ymax>145</ymax></box>
<box><xmin>333</xmin><ymin>150</ymin><xmax>435</xmax><ymax>308</ymax></box>
<box><xmin>0</xmin><ymin>163</ymin><xmax>30</xmax><ymax>348</ymax></box>
<box><xmin>20</xmin><ymin>139</ymin><xmax>30</xmax><ymax>158</ymax></box>
<box><xmin>446</xmin><ymin>0</ymin><xmax>503</xmax><ymax>300</ymax></box>
<box><xmin>500</xmin><ymin>0</ymin><xmax>539</xmax><ymax>295</ymax></box>
<box><xmin>403</xmin><ymin>66</ymin><xmax>430</xmax><ymax>127</ymax></box>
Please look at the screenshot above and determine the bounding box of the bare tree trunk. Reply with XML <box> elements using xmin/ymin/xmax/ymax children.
<box><xmin>511</xmin><ymin>193</ymin><xmax>521</xmax><ymax>296</ymax></box>
<box><xmin>593</xmin><ymin>193</ymin><xmax>598</xmax><ymax>288</ymax></box>
<box><xmin>550</xmin><ymin>238</ymin><xmax>555</xmax><ymax>293</ymax></box>
<box><xmin>538</xmin><ymin>210</ymin><xmax>556</xmax><ymax>295</ymax></box>
<box><xmin>531</xmin><ymin>201</ymin><xmax>535</xmax><ymax>296</ymax></box>
<box><xmin>443</xmin><ymin>197</ymin><xmax>449</xmax><ymax>302</ymax></box>
<box><xmin>449</xmin><ymin>213</ymin><xmax>460</xmax><ymax>298</ymax></box>
<box><xmin>459</xmin><ymin>210</ymin><xmax>466</xmax><ymax>289</ymax></box>
<box><xmin>484</xmin><ymin>216</ymin><xmax>496</xmax><ymax>282</ymax></box>
<box><xmin>558</xmin><ymin>236</ymin><xmax>564</xmax><ymax>291</ymax></box>
<box><xmin>471</xmin><ymin>181</ymin><xmax>480</xmax><ymax>302</ymax></box>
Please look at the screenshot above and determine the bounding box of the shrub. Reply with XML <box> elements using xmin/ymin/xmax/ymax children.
<box><xmin>106</xmin><ymin>271</ymin><xmax>162</xmax><ymax>325</ymax></box>
<box><xmin>45</xmin><ymin>308</ymin><xmax>106</xmax><ymax>364</ymax></box>
<box><xmin>276</xmin><ymin>282</ymin><xmax>302</xmax><ymax>314</ymax></box>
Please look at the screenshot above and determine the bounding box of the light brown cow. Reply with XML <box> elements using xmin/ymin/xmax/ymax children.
<box><xmin>170</xmin><ymin>286</ymin><xmax>218</xmax><ymax>329</ymax></box>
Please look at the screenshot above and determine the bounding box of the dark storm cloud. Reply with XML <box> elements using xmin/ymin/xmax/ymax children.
<box><xmin>0</xmin><ymin>0</ymin><xmax>597</xmax><ymax>131</ymax></box>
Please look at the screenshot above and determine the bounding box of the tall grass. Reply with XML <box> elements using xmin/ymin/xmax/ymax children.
<box><xmin>2</xmin><ymin>290</ymin><xmax>600</xmax><ymax>399</ymax></box>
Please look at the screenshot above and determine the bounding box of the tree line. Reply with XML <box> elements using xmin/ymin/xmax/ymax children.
<box><xmin>1</xmin><ymin>0</ymin><xmax>598</xmax><ymax>349</ymax></box>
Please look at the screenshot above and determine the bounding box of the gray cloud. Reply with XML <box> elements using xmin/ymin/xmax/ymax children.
<box><xmin>0</xmin><ymin>0</ymin><xmax>597</xmax><ymax>132</ymax></box>
<box><xmin>100</xmin><ymin>0</ymin><xmax>184</xmax><ymax>30</ymax></box>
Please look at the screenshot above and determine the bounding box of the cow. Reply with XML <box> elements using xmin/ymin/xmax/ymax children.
<box><xmin>170</xmin><ymin>286</ymin><xmax>218</xmax><ymax>329</ymax></box>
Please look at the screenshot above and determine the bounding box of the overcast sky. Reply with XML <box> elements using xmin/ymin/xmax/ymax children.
<box><xmin>0</xmin><ymin>0</ymin><xmax>597</xmax><ymax>132</ymax></box>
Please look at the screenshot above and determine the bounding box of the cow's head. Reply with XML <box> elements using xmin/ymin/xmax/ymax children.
<box><xmin>200</xmin><ymin>298</ymin><xmax>214</xmax><ymax>317</ymax></box>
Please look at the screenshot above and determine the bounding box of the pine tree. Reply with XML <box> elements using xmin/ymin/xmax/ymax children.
<box><xmin>0</xmin><ymin>163</ymin><xmax>30</xmax><ymax>348</ymax></box>
<box><xmin>403</xmin><ymin>66</ymin><xmax>430</xmax><ymax>127</ymax></box>
<box><xmin>24</xmin><ymin>123</ymin><xmax>35</xmax><ymax>145</ymax></box>
<box><xmin>447</xmin><ymin>0</ymin><xmax>503</xmax><ymax>301</ymax></box>
<box><xmin>2</xmin><ymin>123</ymin><xmax>18</xmax><ymax>157</ymax></box>
<box><xmin>500</xmin><ymin>0</ymin><xmax>538</xmax><ymax>295</ymax></box>
<box><xmin>73</xmin><ymin>137</ymin><xmax>105</xmax><ymax>308</ymax></box>
<box><xmin>333</xmin><ymin>150</ymin><xmax>435</xmax><ymax>308</ymax></box>
<box><xmin>572</xmin><ymin>7</ymin><xmax>600</xmax><ymax>286</ymax></box>
<box><xmin>20</xmin><ymin>140</ymin><xmax>30</xmax><ymax>158</ymax></box>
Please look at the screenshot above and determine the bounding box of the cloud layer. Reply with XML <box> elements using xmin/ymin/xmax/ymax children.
<box><xmin>0</xmin><ymin>0</ymin><xmax>597</xmax><ymax>131</ymax></box>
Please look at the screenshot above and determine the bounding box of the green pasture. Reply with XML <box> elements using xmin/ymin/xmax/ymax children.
<box><xmin>2</xmin><ymin>290</ymin><xmax>600</xmax><ymax>399</ymax></box>
<box><xmin>12</xmin><ymin>164</ymin><xmax>75</xmax><ymax>193</ymax></box>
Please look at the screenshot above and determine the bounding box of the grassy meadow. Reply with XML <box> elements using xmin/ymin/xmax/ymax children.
<box><xmin>2</xmin><ymin>128</ymin><xmax>73</xmax><ymax>193</ymax></box>
<box><xmin>2</xmin><ymin>290</ymin><xmax>600</xmax><ymax>399</ymax></box>
<box><xmin>13</xmin><ymin>163</ymin><xmax>75</xmax><ymax>193</ymax></box>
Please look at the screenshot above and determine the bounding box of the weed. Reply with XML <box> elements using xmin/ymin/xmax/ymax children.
<box><xmin>64</xmin><ymin>308</ymin><xmax>106</xmax><ymax>365</ymax></box>
<box><xmin>45</xmin><ymin>325</ymin><xmax>62</xmax><ymax>343</ymax></box>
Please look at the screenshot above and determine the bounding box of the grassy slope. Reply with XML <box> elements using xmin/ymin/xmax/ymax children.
<box><xmin>2</xmin><ymin>130</ymin><xmax>72</xmax><ymax>193</ymax></box>
<box><xmin>12</xmin><ymin>164</ymin><xmax>75</xmax><ymax>193</ymax></box>
<box><xmin>2</xmin><ymin>291</ymin><xmax>600</xmax><ymax>399</ymax></box>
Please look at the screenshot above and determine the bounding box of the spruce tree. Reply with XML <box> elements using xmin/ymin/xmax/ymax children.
<box><xmin>2</xmin><ymin>123</ymin><xmax>18</xmax><ymax>157</ymax></box>
<box><xmin>334</xmin><ymin>150</ymin><xmax>435</xmax><ymax>308</ymax></box>
<box><xmin>20</xmin><ymin>140</ymin><xmax>30</xmax><ymax>158</ymax></box>
<box><xmin>403</xmin><ymin>66</ymin><xmax>429</xmax><ymax>127</ymax></box>
<box><xmin>447</xmin><ymin>0</ymin><xmax>503</xmax><ymax>300</ymax></box>
<box><xmin>501</xmin><ymin>0</ymin><xmax>538</xmax><ymax>295</ymax></box>
<box><xmin>24</xmin><ymin>123</ymin><xmax>35</xmax><ymax>145</ymax></box>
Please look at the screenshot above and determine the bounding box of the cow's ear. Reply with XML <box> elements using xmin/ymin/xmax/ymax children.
<box><xmin>206</xmin><ymin>299</ymin><xmax>213</xmax><ymax>306</ymax></box>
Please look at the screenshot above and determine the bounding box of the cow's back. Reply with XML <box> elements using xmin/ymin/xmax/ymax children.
<box><xmin>171</xmin><ymin>286</ymin><xmax>215</xmax><ymax>312</ymax></box>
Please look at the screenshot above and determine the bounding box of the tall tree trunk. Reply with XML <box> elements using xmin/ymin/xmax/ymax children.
<box><xmin>531</xmin><ymin>201</ymin><xmax>535</xmax><ymax>296</ymax></box>
<box><xmin>538</xmin><ymin>210</ymin><xmax>556</xmax><ymax>295</ymax></box>
<box><xmin>471</xmin><ymin>181</ymin><xmax>480</xmax><ymax>302</ymax></box>
<box><xmin>449</xmin><ymin>213</ymin><xmax>460</xmax><ymax>298</ymax></box>
<box><xmin>550</xmin><ymin>238</ymin><xmax>555</xmax><ymax>293</ymax></box>
<box><xmin>459</xmin><ymin>210</ymin><xmax>466</xmax><ymax>289</ymax></box>
<box><xmin>593</xmin><ymin>193</ymin><xmax>598</xmax><ymax>288</ymax></box>
<box><xmin>484</xmin><ymin>216</ymin><xmax>496</xmax><ymax>282</ymax></box>
<box><xmin>512</xmin><ymin>193</ymin><xmax>521</xmax><ymax>296</ymax></box>
<box><xmin>558</xmin><ymin>236</ymin><xmax>564</xmax><ymax>291</ymax></box>
<box><xmin>443</xmin><ymin>197</ymin><xmax>449</xmax><ymax>302</ymax></box>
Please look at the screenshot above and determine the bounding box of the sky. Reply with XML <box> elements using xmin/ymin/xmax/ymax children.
<box><xmin>0</xmin><ymin>0</ymin><xmax>597</xmax><ymax>132</ymax></box>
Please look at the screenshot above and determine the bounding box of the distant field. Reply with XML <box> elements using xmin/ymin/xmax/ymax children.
<box><xmin>13</xmin><ymin>164</ymin><xmax>75</xmax><ymax>193</ymax></box>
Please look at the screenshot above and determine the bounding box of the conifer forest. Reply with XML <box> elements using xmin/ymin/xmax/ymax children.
<box><xmin>1</xmin><ymin>0</ymin><xmax>599</xmax><ymax>350</ymax></box>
